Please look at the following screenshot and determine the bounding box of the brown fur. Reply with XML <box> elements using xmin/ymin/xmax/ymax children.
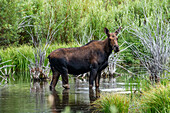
<box><xmin>48</xmin><ymin>27</ymin><xmax>121</xmax><ymax>90</ymax></box>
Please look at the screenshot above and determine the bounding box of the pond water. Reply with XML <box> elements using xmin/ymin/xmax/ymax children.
<box><xmin>0</xmin><ymin>75</ymin><xmax>139</xmax><ymax>113</ymax></box>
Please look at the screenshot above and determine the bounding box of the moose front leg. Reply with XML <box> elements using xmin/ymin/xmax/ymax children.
<box><xmin>95</xmin><ymin>71</ymin><xmax>101</xmax><ymax>88</ymax></box>
<box><xmin>94</xmin><ymin>61</ymin><xmax>108</xmax><ymax>89</ymax></box>
<box><xmin>89</xmin><ymin>69</ymin><xmax>98</xmax><ymax>89</ymax></box>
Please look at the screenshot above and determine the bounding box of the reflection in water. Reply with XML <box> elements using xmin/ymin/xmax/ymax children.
<box><xmin>48</xmin><ymin>88</ymin><xmax>101</xmax><ymax>113</ymax></box>
<box><xmin>46</xmin><ymin>75</ymin><xmax>135</xmax><ymax>112</ymax></box>
<box><xmin>30</xmin><ymin>81</ymin><xmax>48</xmax><ymax>93</ymax></box>
<box><xmin>0</xmin><ymin>75</ymin><xmax>139</xmax><ymax>113</ymax></box>
<box><xmin>49</xmin><ymin>89</ymin><xmax>69</xmax><ymax>113</ymax></box>
<box><xmin>89</xmin><ymin>88</ymin><xmax>100</xmax><ymax>103</ymax></box>
<box><xmin>30</xmin><ymin>81</ymin><xmax>49</xmax><ymax>112</ymax></box>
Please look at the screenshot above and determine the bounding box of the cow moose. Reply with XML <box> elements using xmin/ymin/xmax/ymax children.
<box><xmin>48</xmin><ymin>27</ymin><xmax>121</xmax><ymax>90</ymax></box>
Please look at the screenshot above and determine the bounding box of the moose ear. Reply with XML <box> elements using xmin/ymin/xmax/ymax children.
<box><xmin>115</xmin><ymin>27</ymin><xmax>122</xmax><ymax>35</ymax></box>
<box><xmin>104</xmin><ymin>27</ymin><xmax>109</xmax><ymax>35</ymax></box>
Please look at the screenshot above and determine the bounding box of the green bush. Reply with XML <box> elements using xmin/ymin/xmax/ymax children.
<box><xmin>0</xmin><ymin>0</ymin><xmax>20</xmax><ymax>46</ymax></box>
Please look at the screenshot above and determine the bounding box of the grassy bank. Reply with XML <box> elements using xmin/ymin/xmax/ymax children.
<box><xmin>92</xmin><ymin>83</ymin><xmax>170</xmax><ymax>113</ymax></box>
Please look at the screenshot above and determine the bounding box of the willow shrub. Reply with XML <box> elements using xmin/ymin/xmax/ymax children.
<box><xmin>128</xmin><ymin>5</ymin><xmax>170</xmax><ymax>80</ymax></box>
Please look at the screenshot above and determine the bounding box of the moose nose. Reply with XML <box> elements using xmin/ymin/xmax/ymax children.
<box><xmin>114</xmin><ymin>45</ymin><xmax>119</xmax><ymax>53</ymax></box>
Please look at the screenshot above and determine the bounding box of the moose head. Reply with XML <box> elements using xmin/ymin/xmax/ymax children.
<box><xmin>104</xmin><ymin>27</ymin><xmax>121</xmax><ymax>53</ymax></box>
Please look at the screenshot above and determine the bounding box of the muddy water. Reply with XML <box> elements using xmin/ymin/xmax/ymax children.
<box><xmin>0</xmin><ymin>76</ymin><xmax>138</xmax><ymax>113</ymax></box>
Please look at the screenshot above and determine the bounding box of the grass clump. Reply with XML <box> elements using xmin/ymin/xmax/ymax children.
<box><xmin>92</xmin><ymin>93</ymin><xmax>130</xmax><ymax>113</ymax></box>
<box><xmin>92</xmin><ymin>83</ymin><xmax>170</xmax><ymax>113</ymax></box>
<box><xmin>138</xmin><ymin>84</ymin><xmax>170</xmax><ymax>113</ymax></box>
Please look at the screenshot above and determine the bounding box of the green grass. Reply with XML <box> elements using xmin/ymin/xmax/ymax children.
<box><xmin>0</xmin><ymin>43</ymin><xmax>79</xmax><ymax>72</ymax></box>
<box><xmin>138</xmin><ymin>84</ymin><xmax>170</xmax><ymax>113</ymax></box>
<box><xmin>92</xmin><ymin>82</ymin><xmax>170</xmax><ymax>113</ymax></box>
<box><xmin>92</xmin><ymin>93</ymin><xmax>130</xmax><ymax>113</ymax></box>
<box><xmin>0</xmin><ymin>0</ymin><xmax>168</xmax><ymax>45</ymax></box>
<box><xmin>1</xmin><ymin>0</ymin><xmax>168</xmax><ymax>71</ymax></box>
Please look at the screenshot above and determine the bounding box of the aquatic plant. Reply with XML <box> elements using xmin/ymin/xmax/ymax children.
<box><xmin>92</xmin><ymin>93</ymin><xmax>130</xmax><ymax>113</ymax></box>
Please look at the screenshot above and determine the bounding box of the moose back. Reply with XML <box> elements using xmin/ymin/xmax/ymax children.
<box><xmin>48</xmin><ymin>27</ymin><xmax>121</xmax><ymax>90</ymax></box>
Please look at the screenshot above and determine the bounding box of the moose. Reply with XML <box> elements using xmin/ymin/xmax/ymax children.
<box><xmin>48</xmin><ymin>27</ymin><xmax>121</xmax><ymax>90</ymax></box>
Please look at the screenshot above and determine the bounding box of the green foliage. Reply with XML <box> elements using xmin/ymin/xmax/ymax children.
<box><xmin>0</xmin><ymin>0</ymin><xmax>20</xmax><ymax>46</ymax></box>
<box><xmin>92</xmin><ymin>82</ymin><xmax>170</xmax><ymax>113</ymax></box>
<box><xmin>0</xmin><ymin>0</ymin><xmax>168</xmax><ymax>67</ymax></box>
<box><xmin>0</xmin><ymin>0</ymin><xmax>169</xmax><ymax>46</ymax></box>
<box><xmin>0</xmin><ymin>43</ymin><xmax>79</xmax><ymax>72</ymax></box>
<box><xmin>61</xmin><ymin>106</ymin><xmax>72</xmax><ymax>113</ymax></box>
<box><xmin>0</xmin><ymin>0</ymin><xmax>169</xmax><ymax>77</ymax></box>
<box><xmin>92</xmin><ymin>93</ymin><xmax>130</xmax><ymax>113</ymax></box>
<box><xmin>137</xmin><ymin>84</ymin><xmax>170</xmax><ymax>113</ymax></box>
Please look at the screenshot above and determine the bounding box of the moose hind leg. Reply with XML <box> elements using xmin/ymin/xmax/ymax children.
<box><xmin>61</xmin><ymin>73</ymin><xmax>70</xmax><ymax>89</ymax></box>
<box><xmin>60</xmin><ymin>67</ymin><xmax>69</xmax><ymax>89</ymax></box>
<box><xmin>50</xmin><ymin>67</ymin><xmax>60</xmax><ymax>90</ymax></box>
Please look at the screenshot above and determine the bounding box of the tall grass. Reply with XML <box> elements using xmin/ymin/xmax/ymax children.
<box><xmin>1</xmin><ymin>0</ymin><xmax>168</xmax><ymax>45</ymax></box>
<box><xmin>0</xmin><ymin>43</ymin><xmax>79</xmax><ymax>73</ymax></box>
<box><xmin>135</xmin><ymin>84</ymin><xmax>170</xmax><ymax>113</ymax></box>
<box><xmin>92</xmin><ymin>83</ymin><xmax>170</xmax><ymax>113</ymax></box>
<box><xmin>92</xmin><ymin>93</ymin><xmax>130</xmax><ymax>113</ymax></box>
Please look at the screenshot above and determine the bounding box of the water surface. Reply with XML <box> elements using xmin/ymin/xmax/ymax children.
<box><xmin>0</xmin><ymin>76</ymin><xmax>138</xmax><ymax>113</ymax></box>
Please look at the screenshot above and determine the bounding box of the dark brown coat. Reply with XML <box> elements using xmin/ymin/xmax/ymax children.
<box><xmin>48</xmin><ymin>27</ymin><xmax>121</xmax><ymax>89</ymax></box>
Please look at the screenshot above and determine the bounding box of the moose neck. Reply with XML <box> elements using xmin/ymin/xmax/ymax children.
<box><xmin>103</xmin><ymin>38</ymin><xmax>113</xmax><ymax>57</ymax></box>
